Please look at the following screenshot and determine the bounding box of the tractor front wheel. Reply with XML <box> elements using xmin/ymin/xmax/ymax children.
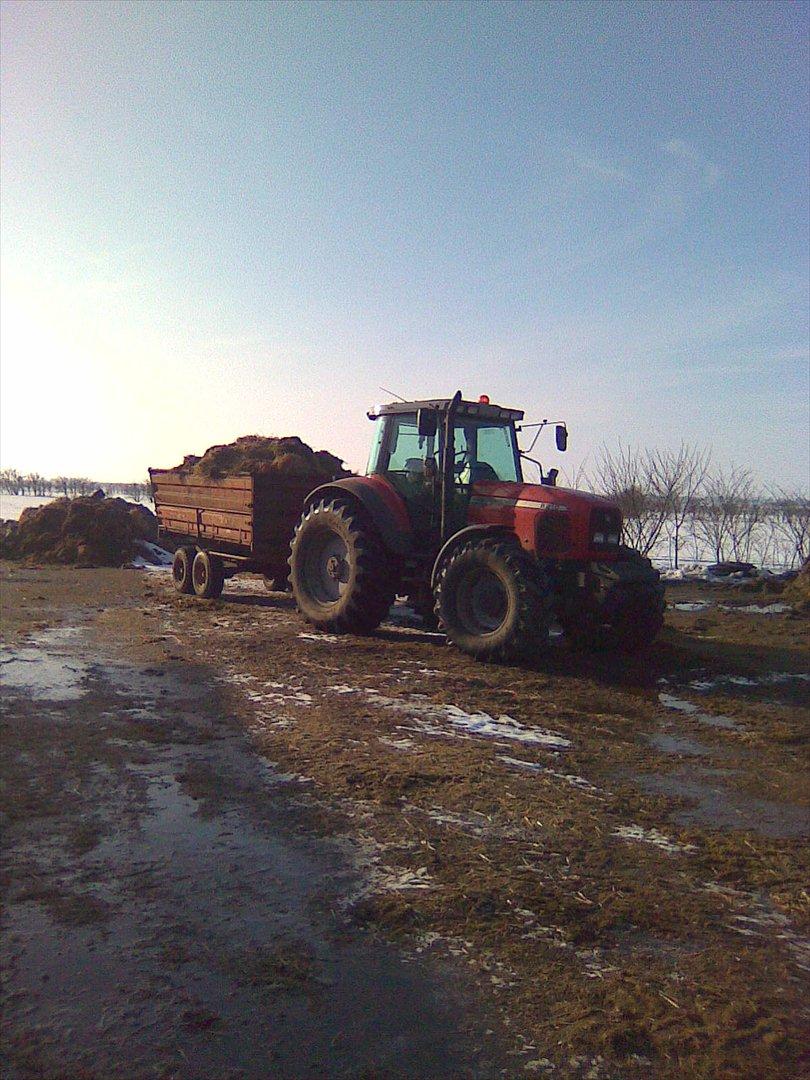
<box><xmin>434</xmin><ymin>538</ymin><xmax>551</xmax><ymax>663</ymax></box>
<box><xmin>561</xmin><ymin>552</ymin><xmax>664</xmax><ymax>653</ymax></box>
<box><xmin>289</xmin><ymin>499</ymin><xmax>396</xmax><ymax>634</ymax></box>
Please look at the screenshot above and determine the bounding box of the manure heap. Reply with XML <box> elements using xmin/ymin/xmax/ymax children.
<box><xmin>0</xmin><ymin>493</ymin><xmax>161</xmax><ymax>567</ymax></box>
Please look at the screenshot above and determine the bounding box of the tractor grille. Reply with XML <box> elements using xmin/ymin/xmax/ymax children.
<box><xmin>589</xmin><ymin>507</ymin><xmax>622</xmax><ymax>551</ymax></box>
<box><xmin>535</xmin><ymin>509</ymin><xmax>572</xmax><ymax>555</ymax></box>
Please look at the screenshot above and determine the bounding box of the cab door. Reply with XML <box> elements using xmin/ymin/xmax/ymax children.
<box><xmin>371</xmin><ymin>413</ymin><xmax>440</xmax><ymax>544</ymax></box>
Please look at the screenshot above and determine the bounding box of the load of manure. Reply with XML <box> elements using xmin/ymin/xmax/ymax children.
<box><xmin>169</xmin><ymin>435</ymin><xmax>352</xmax><ymax>481</ymax></box>
<box><xmin>0</xmin><ymin>492</ymin><xmax>161</xmax><ymax>567</ymax></box>
<box><xmin>781</xmin><ymin>559</ymin><xmax>810</xmax><ymax>613</ymax></box>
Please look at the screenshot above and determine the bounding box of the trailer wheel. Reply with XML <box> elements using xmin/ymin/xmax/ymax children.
<box><xmin>192</xmin><ymin>550</ymin><xmax>224</xmax><ymax>599</ymax></box>
<box><xmin>434</xmin><ymin>538</ymin><xmax>551</xmax><ymax>663</ymax></box>
<box><xmin>172</xmin><ymin>546</ymin><xmax>196</xmax><ymax>594</ymax></box>
<box><xmin>289</xmin><ymin>499</ymin><xmax>395</xmax><ymax>634</ymax></box>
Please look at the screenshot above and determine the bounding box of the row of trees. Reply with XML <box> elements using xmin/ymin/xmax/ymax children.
<box><xmin>2</xmin><ymin>453</ymin><xmax>807</xmax><ymax>569</ymax></box>
<box><xmin>587</xmin><ymin>445</ymin><xmax>808</xmax><ymax>569</ymax></box>
<box><xmin>0</xmin><ymin>469</ymin><xmax>150</xmax><ymax>503</ymax></box>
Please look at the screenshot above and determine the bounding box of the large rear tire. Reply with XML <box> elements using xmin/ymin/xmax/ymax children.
<box><xmin>434</xmin><ymin>538</ymin><xmax>551</xmax><ymax>662</ymax></box>
<box><xmin>192</xmin><ymin>550</ymin><xmax>225</xmax><ymax>599</ymax></box>
<box><xmin>289</xmin><ymin>499</ymin><xmax>396</xmax><ymax>634</ymax></box>
<box><xmin>561</xmin><ymin>550</ymin><xmax>664</xmax><ymax>653</ymax></box>
<box><xmin>172</xmin><ymin>546</ymin><xmax>196</xmax><ymax>594</ymax></box>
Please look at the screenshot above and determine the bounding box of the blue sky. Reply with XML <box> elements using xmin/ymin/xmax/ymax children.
<box><xmin>1</xmin><ymin>0</ymin><xmax>808</xmax><ymax>486</ymax></box>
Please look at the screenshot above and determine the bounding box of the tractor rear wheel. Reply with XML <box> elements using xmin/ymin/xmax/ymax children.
<box><xmin>289</xmin><ymin>499</ymin><xmax>396</xmax><ymax>634</ymax></box>
<box><xmin>172</xmin><ymin>546</ymin><xmax>196</xmax><ymax>594</ymax></box>
<box><xmin>561</xmin><ymin>551</ymin><xmax>664</xmax><ymax>653</ymax></box>
<box><xmin>434</xmin><ymin>537</ymin><xmax>551</xmax><ymax>662</ymax></box>
<box><xmin>191</xmin><ymin>550</ymin><xmax>225</xmax><ymax>599</ymax></box>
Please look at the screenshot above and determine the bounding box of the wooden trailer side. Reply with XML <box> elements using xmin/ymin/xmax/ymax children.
<box><xmin>149</xmin><ymin>470</ymin><xmax>255</xmax><ymax>552</ymax></box>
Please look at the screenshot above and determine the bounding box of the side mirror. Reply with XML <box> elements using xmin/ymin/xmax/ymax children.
<box><xmin>417</xmin><ymin>408</ymin><xmax>438</xmax><ymax>438</ymax></box>
<box><xmin>555</xmin><ymin>425</ymin><xmax>568</xmax><ymax>452</ymax></box>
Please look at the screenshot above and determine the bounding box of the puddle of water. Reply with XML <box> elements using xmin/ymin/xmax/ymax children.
<box><xmin>645</xmin><ymin>732</ymin><xmax>714</xmax><ymax>757</ymax></box>
<box><xmin>3</xmin><ymin>651</ymin><xmax>506</xmax><ymax>1079</ymax></box>
<box><xmin>0</xmin><ymin>627</ymin><xmax>89</xmax><ymax>702</ymax></box>
<box><xmin>633</xmin><ymin>767</ymin><xmax>809</xmax><ymax>839</ymax></box>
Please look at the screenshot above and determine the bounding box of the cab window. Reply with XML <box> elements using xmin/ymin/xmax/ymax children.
<box><xmin>368</xmin><ymin>414</ymin><xmax>437</xmax><ymax>475</ymax></box>
<box><xmin>455</xmin><ymin>421</ymin><xmax>520</xmax><ymax>483</ymax></box>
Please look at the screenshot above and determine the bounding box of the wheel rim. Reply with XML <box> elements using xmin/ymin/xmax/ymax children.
<box><xmin>193</xmin><ymin>558</ymin><xmax>208</xmax><ymax>591</ymax></box>
<box><xmin>301</xmin><ymin>528</ymin><xmax>349</xmax><ymax>605</ymax></box>
<box><xmin>455</xmin><ymin>567</ymin><xmax>508</xmax><ymax>634</ymax></box>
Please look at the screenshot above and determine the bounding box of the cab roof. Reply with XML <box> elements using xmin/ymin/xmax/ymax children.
<box><xmin>367</xmin><ymin>398</ymin><xmax>524</xmax><ymax>422</ymax></box>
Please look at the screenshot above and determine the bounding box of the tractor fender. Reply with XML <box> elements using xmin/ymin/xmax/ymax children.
<box><xmin>304</xmin><ymin>477</ymin><xmax>413</xmax><ymax>556</ymax></box>
<box><xmin>430</xmin><ymin>524</ymin><xmax>514</xmax><ymax>590</ymax></box>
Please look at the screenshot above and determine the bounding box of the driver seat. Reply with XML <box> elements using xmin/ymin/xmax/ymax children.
<box><xmin>470</xmin><ymin>462</ymin><xmax>499</xmax><ymax>483</ymax></box>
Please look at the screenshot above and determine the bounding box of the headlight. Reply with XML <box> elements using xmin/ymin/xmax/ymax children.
<box><xmin>589</xmin><ymin>508</ymin><xmax>622</xmax><ymax>549</ymax></box>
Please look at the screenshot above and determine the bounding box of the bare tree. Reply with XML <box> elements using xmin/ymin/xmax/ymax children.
<box><xmin>651</xmin><ymin>445</ymin><xmax>711</xmax><ymax>568</ymax></box>
<box><xmin>591</xmin><ymin>444</ymin><xmax>670</xmax><ymax>555</ymax></box>
<box><xmin>694</xmin><ymin>466</ymin><xmax>758</xmax><ymax>564</ymax></box>
<box><xmin>0</xmin><ymin>469</ymin><xmax>24</xmax><ymax>495</ymax></box>
<box><xmin>770</xmin><ymin>490</ymin><xmax>810</xmax><ymax>568</ymax></box>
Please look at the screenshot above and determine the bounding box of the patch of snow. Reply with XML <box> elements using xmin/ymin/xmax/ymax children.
<box><xmin>327</xmin><ymin>684</ymin><xmax>363</xmax><ymax>694</ymax></box>
<box><xmin>497</xmin><ymin>755</ymin><xmax>604</xmax><ymax>795</ymax></box>
<box><xmin>658</xmin><ymin>692</ymin><xmax>738</xmax><ymax>729</ymax></box>
<box><xmin>378</xmin><ymin>735</ymin><xmax>416</xmax><ymax>751</ymax></box>
<box><xmin>224</xmin><ymin>576</ymin><xmax>270</xmax><ymax>593</ymax></box>
<box><xmin>659</xmin><ymin>692</ymin><xmax>700</xmax><ymax>715</ymax></box>
<box><xmin>298</xmin><ymin>632</ymin><xmax>343</xmax><ymax>643</ymax></box>
<box><xmin>131</xmin><ymin>541</ymin><xmax>173</xmax><ymax>568</ymax></box>
<box><xmin>719</xmin><ymin>602</ymin><xmax>792</xmax><ymax>615</ymax></box>
<box><xmin>613</xmin><ymin>824</ymin><xmax>696</xmax><ymax>855</ymax></box>
<box><xmin>442</xmin><ymin>705</ymin><xmax>572</xmax><ymax>748</ymax></box>
<box><xmin>0</xmin><ymin>493</ymin><xmax>58</xmax><ymax>520</ymax></box>
<box><xmin>690</xmin><ymin>672</ymin><xmax>810</xmax><ymax>692</ymax></box>
<box><xmin>703</xmin><ymin>882</ymin><xmax>810</xmax><ymax>973</ymax></box>
<box><xmin>669</xmin><ymin>601</ymin><xmax>711</xmax><ymax>612</ymax></box>
<box><xmin>361</xmin><ymin>690</ymin><xmax>572</xmax><ymax>748</ymax></box>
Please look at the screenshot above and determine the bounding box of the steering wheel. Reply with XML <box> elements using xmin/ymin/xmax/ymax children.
<box><xmin>453</xmin><ymin>448</ymin><xmax>471</xmax><ymax>476</ymax></box>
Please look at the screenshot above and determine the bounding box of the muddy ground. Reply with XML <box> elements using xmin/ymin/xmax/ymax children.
<box><xmin>1</xmin><ymin>565</ymin><xmax>808</xmax><ymax>1078</ymax></box>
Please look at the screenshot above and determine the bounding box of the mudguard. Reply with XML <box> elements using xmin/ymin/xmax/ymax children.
<box><xmin>591</xmin><ymin>550</ymin><xmax>662</xmax><ymax>590</ymax></box>
<box><xmin>304</xmin><ymin>477</ymin><xmax>413</xmax><ymax>556</ymax></box>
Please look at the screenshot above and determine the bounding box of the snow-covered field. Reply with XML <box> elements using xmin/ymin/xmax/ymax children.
<box><xmin>0</xmin><ymin>493</ymin><xmax>154</xmax><ymax>521</ymax></box>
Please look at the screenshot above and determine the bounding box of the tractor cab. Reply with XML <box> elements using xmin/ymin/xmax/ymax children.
<box><xmin>365</xmin><ymin>395</ymin><xmax>525</xmax><ymax>542</ymax></box>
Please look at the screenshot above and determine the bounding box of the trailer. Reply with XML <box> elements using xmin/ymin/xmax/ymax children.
<box><xmin>149</xmin><ymin>468</ymin><xmax>319</xmax><ymax>597</ymax></box>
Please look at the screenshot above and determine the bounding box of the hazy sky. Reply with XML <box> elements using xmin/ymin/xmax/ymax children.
<box><xmin>1</xmin><ymin>0</ymin><xmax>808</xmax><ymax>486</ymax></box>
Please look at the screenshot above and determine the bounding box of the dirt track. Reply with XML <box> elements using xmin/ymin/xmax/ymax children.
<box><xmin>1</xmin><ymin>564</ymin><xmax>808</xmax><ymax>1078</ymax></box>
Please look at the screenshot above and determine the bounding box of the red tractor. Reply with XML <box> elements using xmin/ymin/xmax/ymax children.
<box><xmin>289</xmin><ymin>392</ymin><xmax>664</xmax><ymax>662</ymax></box>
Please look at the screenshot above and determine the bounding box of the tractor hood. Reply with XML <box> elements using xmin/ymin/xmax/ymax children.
<box><xmin>470</xmin><ymin>480</ymin><xmax>619</xmax><ymax>513</ymax></box>
<box><xmin>468</xmin><ymin>481</ymin><xmax>623</xmax><ymax>560</ymax></box>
